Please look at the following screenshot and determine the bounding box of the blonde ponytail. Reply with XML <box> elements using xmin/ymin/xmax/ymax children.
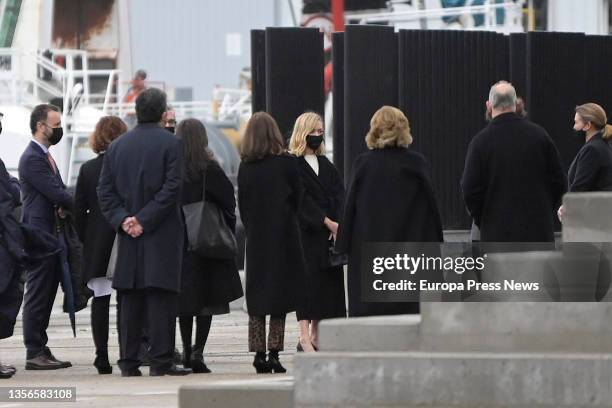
<box><xmin>603</xmin><ymin>123</ymin><xmax>612</xmax><ymax>141</ymax></box>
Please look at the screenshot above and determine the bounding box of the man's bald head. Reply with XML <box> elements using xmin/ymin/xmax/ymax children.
<box><xmin>488</xmin><ymin>81</ymin><xmax>517</xmax><ymax>113</ymax></box>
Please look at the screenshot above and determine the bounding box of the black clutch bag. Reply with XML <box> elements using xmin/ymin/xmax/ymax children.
<box><xmin>324</xmin><ymin>240</ymin><xmax>348</xmax><ymax>268</ymax></box>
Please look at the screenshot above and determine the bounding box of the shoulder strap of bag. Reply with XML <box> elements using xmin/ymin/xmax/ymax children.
<box><xmin>201</xmin><ymin>165</ymin><xmax>207</xmax><ymax>202</ymax></box>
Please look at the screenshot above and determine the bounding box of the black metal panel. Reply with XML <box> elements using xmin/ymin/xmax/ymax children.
<box><xmin>343</xmin><ymin>24</ymin><xmax>398</xmax><ymax>180</ymax></box>
<box><xmin>265</xmin><ymin>27</ymin><xmax>325</xmax><ymax>140</ymax></box>
<box><xmin>250</xmin><ymin>30</ymin><xmax>267</xmax><ymax>114</ymax></box>
<box><xmin>332</xmin><ymin>32</ymin><xmax>345</xmax><ymax>180</ymax></box>
<box><xmin>527</xmin><ymin>32</ymin><xmax>586</xmax><ymax>172</ymax></box>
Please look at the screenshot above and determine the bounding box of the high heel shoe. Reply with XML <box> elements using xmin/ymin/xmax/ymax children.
<box><xmin>253</xmin><ymin>352</ymin><xmax>271</xmax><ymax>374</ymax></box>
<box><xmin>267</xmin><ymin>351</ymin><xmax>286</xmax><ymax>374</ymax></box>
<box><xmin>93</xmin><ymin>355</ymin><xmax>112</xmax><ymax>375</ymax></box>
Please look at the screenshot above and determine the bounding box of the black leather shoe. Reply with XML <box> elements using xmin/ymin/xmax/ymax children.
<box><xmin>190</xmin><ymin>345</ymin><xmax>211</xmax><ymax>373</ymax></box>
<box><xmin>268</xmin><ymin>351</ymin><xmax>286</xmax><ymax>374</ymax></box>
<box><xmin>149</xmin><ymin>364</ymin><xmax>192</xmax><ymax>376</ymax></box>
<box><xmin>94</xmin><ymin>355</ymin><xmax>112</xmax><ymax>375</ymax></box>
<box><xmin>253</xmin><ymin>352</ymin><xmax>271</xmax><ymax>374</ymax></box>
<box><xmin>121</xmin><ymin>368</ymin><xmax>142</xmax><ymax>377</ymax></box>
<box><xmin>0</xmin><ymin>365</ymin><xmax>15</xmax><ymax>379</ymax></box>
<box><xmin>0</xmin><ymin>364</ymin><xmax>16</xmax><ymax>374</ymax></box>
<box><xmin>25</xmin><ymin>355</ymin><xmax>63</xmax><ymax>370</ymax></box>
<box><xmin>43</xmin><ymin>348</ymin><xmax>72</xmax><ymax>368</ymax></box>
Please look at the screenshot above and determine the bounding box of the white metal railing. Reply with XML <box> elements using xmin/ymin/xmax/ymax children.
<box><xmin>359</xmin><ymin>0</ymin><xmax>525</xmax><ymax>32</ymax></box>
<box><xmin>0</xmin><ymin>48</ymin><xmax>123</xmax><ymax>108</ymax></box>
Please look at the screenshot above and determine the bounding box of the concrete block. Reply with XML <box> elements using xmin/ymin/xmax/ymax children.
<box><xmin>420</xmin><ymin>302</ymin><xmax>612</xmax><ymax>352</ymax></box>
<box><xmin>563</xmin><ymin>193</ymin><xmax>612</xmax><ymax>242</ymax></box>
<box><xmin>318</xmin><ymin>314</ymin><xmax>420</xmax><ymax>352</ymax></box>
<box><xmin>294</xmin><ymin>351</ymin><xmax>612</xmax><ymax>407</ymax></box>
<box><xmin>179</xmin><ymin>379</ymin><xmax>293</xmax><ymax>408</ymax></box>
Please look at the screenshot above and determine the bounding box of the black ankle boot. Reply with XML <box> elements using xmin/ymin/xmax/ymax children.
<box><xmin>182</xmin><ymin>345</ymin><xmax>192</xmax><ymax>369</ymax></box>
<box><xmin>93</xmin><ymin>351</ymin><xmax>112</xmax><ymax>375</ymax></box>
<box><xmin>253</xmin><ymin>352</ymin><xmax>271</xmax><ymax>374</ymax></box>
<box><xmin>190</xmin><ymin>345</ymin><xmax>211</xmax><ymax>373</ymax></box>
<box><xmin>267</xmin><ymin>351</ymin><xmax>286</xmax><ymax>374</ymax></box>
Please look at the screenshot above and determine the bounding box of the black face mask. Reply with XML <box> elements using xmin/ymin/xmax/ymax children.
<box><xmin>165</xmin><ymin>126</ymin><xmax>175</xmax><ymax>134</ymax></box>
<box><xmin>47</xmin><ymin>126</ymin><xmax>63</xmax><ymax>145</ymax></box>
<box><xmin>306</xmin><ymin>135</ymin><xmax>324</xmax><ymax>151</ymax></box>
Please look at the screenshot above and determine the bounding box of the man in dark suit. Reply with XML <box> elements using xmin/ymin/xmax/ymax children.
<box><xmin>461</xmin><ymin>81</ymin><xmax>567</xmax><ymax>242</ymax></box>
<box><xmin>97</xmin><ymin>88</ymin><xmax>190</xmax><ymax>377</ymax></box>
<box><xmin>18</xmin><ymin>104</ymin><xmax>73</xmax><ymax>370</ymax></box>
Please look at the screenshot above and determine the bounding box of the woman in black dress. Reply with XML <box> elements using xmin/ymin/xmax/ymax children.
<box><xmin>238</xmin><ymin>112</ymin><xmax>307</xmax><ymax>373</ymax></box>
<box><xmin>176</xmin><ymin>119</ymin><xmax>243</xmax><ymax>373</ymax></box>
<box><xmin>336</xmin><ymin>106</ymin><xmax>443</xmax><ymax>317</ymax></box>
<box><xmin>559</xmin><ymin>103</ymin><xmax>612</xmax><ymax>220</ymax></box>
<box><xmin>288</xmin><ymin>112</ymin><xmax>346</xmax><ymax>352</ymax></box>
<box><xmin>74</xmin><ymin>116</ymin><xmax>127</xmax><ymax>374</ymax></box>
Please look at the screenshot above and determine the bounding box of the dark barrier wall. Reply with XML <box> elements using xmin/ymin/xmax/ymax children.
<box><xmin>527</xmin><ymin>32</ymin><xmax>585</xmax><ymax>172</ymax></box>
<box><xmin>332</xmin><ymin>32</ymin><xmax>345</xmax><ymax>180</ymax></box>
<box><xmin>264</xmin><ymin>27</ymin><xmax>325</xmax><ymax>140</ymax></box>
<box><xmin>251</xmin><ymin>30</ymin><xmax>267</xmax><ymax>114</ymax></box>
<box><xmin>585</xmin><ymin>35</ymin><xmax>612</xmax><ymax>120</ymax></box>
<box><xmin>399</xmin><ymin>30</ymin><xmax>507</xmax><ymax>229</ymax></box>
<box><xmin>253</xmin><ymin>27</ymin><xmax>612</xmax><ymax>229</ymax></box>
<box><xmin>509</xmin><ymin>33</ymin><xmax>527</xmax><ymax>99</ymax></box>
<box><xmin>343</xmin><ymin>25</ymin><xmax>398</xmax><ymax>180</ymax></box>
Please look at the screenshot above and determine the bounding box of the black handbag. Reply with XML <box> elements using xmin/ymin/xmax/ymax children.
<box><xmin>182</xmin><ymin>169</ymin><xmax>237</xmax><ymax>259</ymax></box>
<box><xmin>324</xmin><ymin>239</ymin><xmax>348</xmax><ymax>268</ymax></box>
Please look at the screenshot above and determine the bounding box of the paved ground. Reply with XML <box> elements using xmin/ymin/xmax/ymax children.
<box><xmin>0</xmin><ymin>293</ymin><xmax>300</xmax><ymax>408</ymax></box>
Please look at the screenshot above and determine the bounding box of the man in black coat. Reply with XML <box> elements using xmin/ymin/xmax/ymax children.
<box><xmin>97</xmin><ymin>88</ymin><xmax>190</xmax><ymax>377</ymax></box>
<box><xmin>461</xmin><ymin>81</ymin><xmax>566</xmax><ymax>242</ymax></box>
<box><xmin>18</xmin><ymin>104</ymin><xmax>73</xmax><ymax>370</ymax></box>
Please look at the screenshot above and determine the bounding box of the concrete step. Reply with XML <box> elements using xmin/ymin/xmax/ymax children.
<box><xmin>563</xmin><ymin>192</ymin><xmax>612</xmax><ymax>242</ymax></box>
<box><xmin>179</xmin><ymin>377</ymin><xmax>293</xmax><ymax>408</ymax></box>
<box><xmin>320</xmin><ymin>302</ymin><xmax>612</xmax><ymax>353</ymax></box>
<box><xmin>319</xmin><ymin>314</ymin><xmax>420</xmax><ymax>352</ymax></box>
<box><xmin>294</xmin><ymin>351</ymin><xmax>612</xmax><ymax>408</ymax></box>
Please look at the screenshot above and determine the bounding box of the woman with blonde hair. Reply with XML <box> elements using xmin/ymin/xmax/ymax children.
<box><xmin>75</xmin><ymin>116</ymin><xmax>127</xmax><ymax>374</ymax></box>
<box><xmin>336</xmin><ymin>106</ymin><xmax>443</xmax><ymax>317</ymax></box>
<box><xmin>289</xmin><ymin>112</ymin><xmax>346</xmax><ymax>353</ymax></box>
<box><xmin>238</xmin><ymin>112</ymin><xmax>307</xmax><ymax>373</ymax></box>
<box><xmin>558</xmin><ymin>103</ymin><xmax>612</xmax><ymax>221</ymax></box>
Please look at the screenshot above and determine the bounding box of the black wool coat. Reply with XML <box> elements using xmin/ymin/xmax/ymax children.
<box><xmin>568</xmin><ymin>132</ymin><xmax>612</xmax><ymax>192</ymax></box>
<box><xmin>461</xmin><ymin>113</ymin><xmax>566</xmax><ymax>242</ymax></box>
<box><xmin>74</xmin><ymin>154</ymin><xmax>116</xmax><ymax>283</ymax></box>
<box><xmin>97</xmin><ymin>123</ymin><xmax>184</xmax><ymax>293</ymax></box>
<box><xmin>296</xmin><ymin>155</ymin><xmax>346</xmax><ymax>321</ymax></box>
<box><xmin>179</xmin><ymin>161</ymin><xmax>243</xmax><ymax>316</ymax></box>
<box><xmin>335</xmin><ymin>147</ymin><xmax>443</xmax><ymax>317</ymax></box>
<box><xmin>238</xmin><ymin>154</ymin><xmax>307</xmax><ymax>316</ymax></box>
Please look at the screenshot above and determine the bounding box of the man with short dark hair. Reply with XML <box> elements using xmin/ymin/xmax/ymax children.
<box><xmin>19</xmin><ymin>104</ymin><xmax>73</xmax><ymax>370</ymax></box>
<box><xmin>98</xmin><ymin>88</ymin><xmax>190</xmax><ymax>377</ymax></box>
<box><xmin>461</xmin><ymin>81</ymin><xmax>566</xmax><ymax>242</ymax></box>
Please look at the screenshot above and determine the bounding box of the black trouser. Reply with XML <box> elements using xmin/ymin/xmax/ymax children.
<box><xmin>90</xmin><ymin>295</ymin><xmax>112</xmax><ymax>358</ymax></box>
<box><xmin>22</xmin><ymin>256</ymin><xmax>60</xmax><ymax>360</ymax></box>
<box><xmin>179</xmin><ymin>315</ymin><xmax>212</xmax><ymax>350</ymax></box>
<box><xmin>117</xmin><ymin>288</ymin><xmax>177</xmax><ymax>372</ymax></box>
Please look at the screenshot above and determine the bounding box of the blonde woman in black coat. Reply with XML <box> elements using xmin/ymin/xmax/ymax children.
<box><xmin>176</xmin><ymin>119</ymin><xmax>243</xmax><ymax>373</ymax></box>
<box><xmin>558</xmin><ymin>103</ymin><xmax>612</xmax><ymax>221</ymax></box>
<box><xmin>238</xmin><ymin>112</ymin><xmax>307</xmax><ymax>373</ymax></box>
<box><xmin>336</xmin><ymin>106</ymin><xmax>443</xmax><ymax>317</ymax></box>
<box><xmin>74</xmin><ymin>116</ymin><xmax>127</xmax><ymax>374</ymax></box>
<box><xmin>289</xmin><ymin>112</ymin><xmax>346</xmax><ymax>353</ymax></box>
